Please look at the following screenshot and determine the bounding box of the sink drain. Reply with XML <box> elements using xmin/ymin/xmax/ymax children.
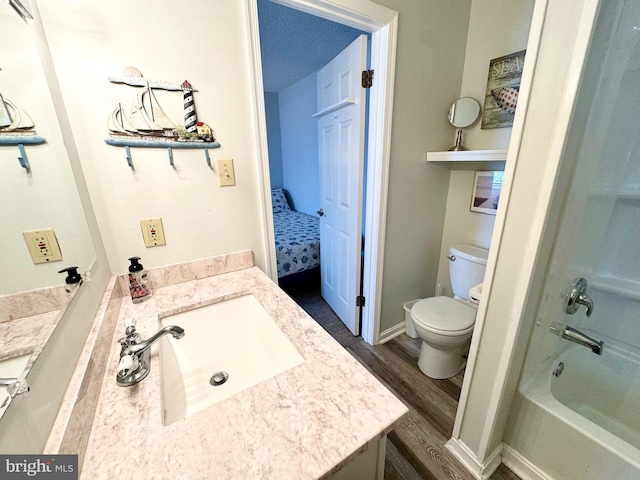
<box><xmin>210</xmin><ymin>371</ymin><xmax>229</xmax><ymax>386</ymax></box>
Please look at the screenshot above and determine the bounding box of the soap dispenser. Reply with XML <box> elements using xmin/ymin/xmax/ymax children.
<box><xmin>127</xmin><ymin>256</ymin><xmax>152</xmax><ymax>304</ymax></box>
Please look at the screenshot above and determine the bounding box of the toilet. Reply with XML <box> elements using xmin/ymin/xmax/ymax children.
<box><xmin>410</xmin><ymin>244</ymin><xmax>489</xmax><ymax>379</ymax></box>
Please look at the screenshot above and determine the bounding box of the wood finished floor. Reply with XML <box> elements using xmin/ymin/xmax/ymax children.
<box><xmin>347</xmin><ymin>335</ymin><xmax>520</xmax><ymax>480</ymax></box>
<box><xmin>281</xmin><ymin>276</ymin><xmax>520</xmax><ymax>480</ymax></box>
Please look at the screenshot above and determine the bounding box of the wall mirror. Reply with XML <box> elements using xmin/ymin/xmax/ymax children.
<box><xmin>0</xmin><ymin>7</ymin><xmax>96</xmax><ymax>418</ymax></box>
<box><xmin>470</xmin><ymin>170</ymin><xmax>504</xmax><ymax>215</ymax></box>
<box><xmin>447</xmin><ymin>97</ymin><xmax>481</xmax><ymax>151</ymax></box>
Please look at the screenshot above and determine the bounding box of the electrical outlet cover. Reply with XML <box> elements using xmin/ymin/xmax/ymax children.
<box><xmin>140</xmin><ymin>218</ymin><xmax>166</xmax><ymax>247</ymax></box>
<box><xmin>23</xmin><ymin>228</ymin><xmax>63</xmax><ymax>264</ymax></box>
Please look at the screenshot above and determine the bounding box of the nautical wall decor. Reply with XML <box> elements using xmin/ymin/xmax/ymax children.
<box><xmin>105</xmin><ymin>67</ymin><xmax>219</xmax><ymax>168</ymax></box>
<box><xmin>0</xmin><ymin>91</ymin><xmax>47</xmax><ymax>170</ymax></box>
<box><xmin>481</xmin><ymin>50</ymin><xmax>526</xmax><ymax>130</ymax></box>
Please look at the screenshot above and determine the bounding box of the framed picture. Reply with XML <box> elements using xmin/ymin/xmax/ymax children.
<box><xmin>481</xmin><ymin>50</ymin><xmax>526</xmax><ymax>129</ymax></box>
<box><xmin>471</xmin><ymin>171</ymin><xmax>504</xmax><ymax>215</ymax></box>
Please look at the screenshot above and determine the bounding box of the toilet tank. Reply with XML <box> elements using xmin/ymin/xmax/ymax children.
<box><xmin>448</xmin><ymin>245</ymin><xmax>489</xmax><ymax>301</ymax></box>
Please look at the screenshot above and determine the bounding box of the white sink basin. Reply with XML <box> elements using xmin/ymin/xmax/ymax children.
<box><xmin>159</xmin><ymin>294</ymin><xmax>304</xmax><ymax>425</ymax></box>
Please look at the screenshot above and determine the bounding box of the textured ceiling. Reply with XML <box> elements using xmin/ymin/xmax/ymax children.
<box><xmin>257</xmin><ymin>0</ymin><xmax>365</xmax><ymax>93</ymax></box>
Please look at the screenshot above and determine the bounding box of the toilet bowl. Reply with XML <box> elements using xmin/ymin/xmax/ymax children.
<box><xmin>410</xmin><ymin>245</ymin><xmax>488</xmax><ymax>379</ymax></box>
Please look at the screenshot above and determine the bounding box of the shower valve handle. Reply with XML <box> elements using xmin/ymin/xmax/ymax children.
<box><xmin>566</xmin><ymin>277</ymin><xmax>594</xmax><ymax>317</ymax></box>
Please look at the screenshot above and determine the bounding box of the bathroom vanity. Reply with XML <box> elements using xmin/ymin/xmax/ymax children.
<box><xmin>47</xmin><ymin>251</ymin><xmax>407</xmax><ymax>479</ymax></box>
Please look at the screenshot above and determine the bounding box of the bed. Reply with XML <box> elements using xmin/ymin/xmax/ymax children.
<box><xmin>272</xmin><ymin>188</ymin><xmax>320</xmax><ymax>278</ymax></box>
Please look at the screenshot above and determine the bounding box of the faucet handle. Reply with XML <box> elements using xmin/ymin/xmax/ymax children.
<box><xmin>124</xmin><ymin>317</ymin><xmax>137</xmax><ymax>328</ymax></box>
<box><xmin>117</xmin><ymin>354</ymin><xmax>139</xmax><ymax>378</ymax></box>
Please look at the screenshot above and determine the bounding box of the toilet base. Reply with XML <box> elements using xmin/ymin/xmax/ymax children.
<box><xmin>417</xmin><ymin>341</ymin><xmax>466</xmax><ymax>379</ymax></box>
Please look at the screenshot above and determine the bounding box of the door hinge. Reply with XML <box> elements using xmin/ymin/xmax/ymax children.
<box><xmin>361</xmin><ymin>69</ymin><xmax>374</xmax><ymax>89</ymax></box>
<box><xmin>356</xmin><ymin>295</ymin><xmax>366</xmax><ymax>307</ymax></box>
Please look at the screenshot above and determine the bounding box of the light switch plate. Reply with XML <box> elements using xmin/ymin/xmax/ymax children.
<box><xmin>140</xmin><ymin>218</ymin><xmax>166</xmax><ymax>247</ymax></box>
<box><xmin>23</xmin><ymin>228</ymin><xmax>63</xmax><ymax>264</ymax></box>
<box><xmin>216</xmin><ymin>159</ymin><xmax>236</xmax><ymax>186</ymax></box>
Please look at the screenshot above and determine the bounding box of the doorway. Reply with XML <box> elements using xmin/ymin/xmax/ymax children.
<box><xmin>246</xmin><ymin>0</ymin><xmax>399</xmax><ymax>345</ymax></box>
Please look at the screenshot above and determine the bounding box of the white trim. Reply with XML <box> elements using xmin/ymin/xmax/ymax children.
<box><xmin>362</xmin><ymin>16</ymin><xmax>397</xmax><ymax>345</ymax></box>
<box><xmin>501</xmin><ymin>445</ymin><xmax>554</xmax><ymax>480</ymax></box>
<box><xmin>451</xmin><ymin>0</ymin><xmax>550</xmax><ymax>441</ymax></box>
<box><xmin>377</xmin><ymin>321</ymin><xmax>405</xmax><ymax>344</ymax></box>
<box><xmin>445</xmin><ymin>438</ymin><xmax>503</xmax><ymax>480</ymax></box>
<box><xmin>247</xmin><ymin>0</ymin><xmax>398</xmax><ymax>346</ymax></box>
<box><xmin>311</xmin><ymin>97</ymin><xmax>357</xmax><ymax>118</ymax></box>
<box><xmin>452</xmin><ymin>0</ymin><xmax>604</xmax><ymax>464</ymax></box>
<box><xmin>244</xmin><ymin>0</ymin><xmax>278</xmax><ymax>282</ymax></box>
<box><xmin>269</xmin><ymin>0</ymin><xmax>395</xmax><ymax>31</ymax></box>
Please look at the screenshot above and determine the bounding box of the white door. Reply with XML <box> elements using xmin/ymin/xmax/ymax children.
<box><xmin>316</xmin><ymin>35</ymin><xmax>367</xmax><ymax>335</ymax></box>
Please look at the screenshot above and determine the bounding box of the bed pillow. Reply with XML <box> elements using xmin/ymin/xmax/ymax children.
<box><xmin>271</xmin><ymin>188</ymin><xmax>292</xmax><ymax>214</ymax></box>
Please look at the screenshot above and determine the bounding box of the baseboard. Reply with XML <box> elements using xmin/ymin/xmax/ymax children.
<box><xmin>501</xmin><ymin>444</ymin><xmax>553</xmax><ymax>480</ymax></box>
<box><xmin>445</xmin><ymin>438</ymin><xmax>502</xmax><ymax>480</ymax></box>
<box><xmin>378</xmin><ymin>321</ymin><xmax>406</xmax><ymax>344</ymax></box>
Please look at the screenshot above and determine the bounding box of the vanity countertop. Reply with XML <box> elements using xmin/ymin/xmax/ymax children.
<box><xmin>80</xmin><ymin>265</ymin><xmax>407</xmax><ymax>479</ymax></box>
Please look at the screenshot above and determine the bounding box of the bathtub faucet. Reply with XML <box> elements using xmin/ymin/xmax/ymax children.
<box><xmin>116</xmin><ymin>318</ymin><xmax>184</xmax><ymax>387</ymax></box>
<box><xmin>561</xmin><ymin>325</ymin><xmax>604</xmax><ymax>355</ymax></box>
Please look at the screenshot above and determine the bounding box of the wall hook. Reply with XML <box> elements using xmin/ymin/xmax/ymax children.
<box><xmin>168</xmin><ymin>147</ymin><xmax>174</xmax><ymax>167</ymax></box>
<box><xmin>204</xmin><ymin>148</ymin><xmax>211</xmax><ymax>167</ymax></box>
<box><xmin>125</xmin><ymin>145</ymin><xmax>133</xmax><ymax>168</ymax></box>
<box><xmin>17</xmin><ymin>143</ymin><xmax>30</xmax><ymax>170</ymax></box>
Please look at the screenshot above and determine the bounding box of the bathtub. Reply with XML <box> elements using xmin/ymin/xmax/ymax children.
<box><xmin>503</xmin><ymin>336</ymin><xmax>640</xmax><ymax>480</ymax></box>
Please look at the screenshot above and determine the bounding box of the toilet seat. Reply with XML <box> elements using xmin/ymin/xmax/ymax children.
<box><xmin>411</xmin><ymin>297</ymin><xmax>476</xmax><ymax>336</ymax></box>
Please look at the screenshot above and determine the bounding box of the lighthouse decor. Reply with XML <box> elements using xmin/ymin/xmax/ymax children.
<box><xmin>105</xmin><ymin>67</ymin><xmax>219</xmax><ymax>168</ymax></box>
<box><xmin>182</xmin><ymin>80</ymin><xmax>197</xmax><ymax>133</ymax></box>
<box><xmin>172</xmin><ymin>79</ymin><xmax>215</xmax><ymax>142</ymax></box>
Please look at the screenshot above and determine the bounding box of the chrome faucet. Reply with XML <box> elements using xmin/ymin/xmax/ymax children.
<box><xmin>0</xmin><ymin>377</ymin><xmax>30</xmax><ymax>397</ymax></box>
<box><xmin>558</xmin><ymin>325</ymin><xmax>604</xmax><ymax>355</ymax></box>
<box><xmin>116</xmin><ymin>318</ymin><xmax>184</xmax><ymax>387</ymax></box>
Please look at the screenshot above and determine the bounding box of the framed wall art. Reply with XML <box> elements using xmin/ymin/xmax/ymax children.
<box><xmin>471</xmin><ymin>171</ymin><xmax>504</xmax><ymax>215</ymax></box>
<box><xmin>481</xmin><ymin>50</ymin><xmax>526</xmax><ymax>129</ymax></box>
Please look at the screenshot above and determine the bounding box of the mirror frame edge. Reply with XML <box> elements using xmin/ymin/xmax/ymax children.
<box><xmin>0</xmin><ymin>0</ymin><xmax>112</xmax><ymax>452</ymax></box>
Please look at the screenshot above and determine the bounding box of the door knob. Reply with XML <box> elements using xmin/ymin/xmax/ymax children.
<box><xmin>316</xmin><ymin>208</ymin><xmax>324</xmax><ymax>217</ymax></box>
<box><xmin>566</xmin><ymin>277</ymin><xmax>594</xmax><ymax>317</ymax></box>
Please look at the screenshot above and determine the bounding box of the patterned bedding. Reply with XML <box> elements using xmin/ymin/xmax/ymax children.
<box><xmin>274</xmin><ymin>210</ymin><xmax>320</xmax><ymax>278</ymax></box>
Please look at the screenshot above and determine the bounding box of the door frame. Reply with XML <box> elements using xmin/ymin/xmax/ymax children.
<box><xmin>244</xmin><ymin>0</ymin><xmax>398</xmax><ymax>344</ymax></box>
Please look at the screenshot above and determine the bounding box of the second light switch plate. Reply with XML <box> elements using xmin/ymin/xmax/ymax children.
<box><xmin>216</xmin><ymin>159</ymin><xmax>236</xmax><ymax>186</ymax></box>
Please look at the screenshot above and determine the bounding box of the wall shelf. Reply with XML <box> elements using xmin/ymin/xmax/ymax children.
<box><xmin>0</xmin><ymin>135</ymin><xmax>47</xmax><ymax>170</ymax></box>
<box><xmin>426</xmin><ymin>149</ymin><xmax>508</xmax><ymax>163</ymax></box>
<box><xmin>105</xmin><ymin>137</ymin><xmax>220</xmax><ymax>168</ymax></box>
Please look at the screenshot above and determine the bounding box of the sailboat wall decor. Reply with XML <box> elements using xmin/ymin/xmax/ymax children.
<box><xmin>105</xmin><ymin>67</ymin><xmax>219</xmax><ymax>167</ymax></box>
<box><xmin>0</xmin><ymin>91</ymin><xmax>47</xmax><ymax>170</ymax></box>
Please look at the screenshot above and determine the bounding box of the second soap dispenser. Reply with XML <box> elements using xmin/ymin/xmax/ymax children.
<box><xmin>128</xmin><ymin>256</ymin><xmax>152</xmax><ymax>303</ymax></box>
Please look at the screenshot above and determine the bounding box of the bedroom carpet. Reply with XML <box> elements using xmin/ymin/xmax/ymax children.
<box><xmin>280</xmin><ymin>273</ymin><xmax>360</xmax><ymax>348</ymax></box>
<box><xmin>280</xmin><ymin>275</ymin><xmax>521</xmax><ymax>480</ymax></box>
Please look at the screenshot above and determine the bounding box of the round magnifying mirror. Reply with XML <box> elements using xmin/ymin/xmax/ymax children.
<box><xmin>448</xmin><ymin>97</ymin><xmax>481</xmax><ymax>128</ymax></box>
<box><xmin>447</xmin><ymin>97</ymin><xmax>481</xmax><ymax>151</ymax></box>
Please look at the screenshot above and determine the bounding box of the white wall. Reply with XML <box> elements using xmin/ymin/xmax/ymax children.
<box><xmin>34</xmin><ymin>0</ymin><xmax>472</xmax><ymax>338</ymax></box>
<box><xmin>264</xmin><ymin>92</ymin><xmax>284</xmax><ymax>189</ymax></box>
<box><xmin>459</xmin><ymin>0</ymin><xmax>536</xmax><ymax>151</ymax></box>
<box><xmin>0</xmin><ymin>8</ymin><xmax>94</xmax><ymax>293</ymax></box>
<box><xmin>38</xmin><ymin>0</ymin><xmax>267</xmax><ymax>276</ymax></box>
<box><xmin>435</xmin><ymin>169</ymin><xmax>497</xmax><ymax>295</ymax></box>
<box><xmin>434</xmin><ymin>0</ymin><xmax>535</xmax><ymax>296</ymax></box>
<box><xmin>374</xmin><ymin>0</ymin><xmax>472</xmax><ymax>332</ymax></box>
<box><xmin>453</xmin><ymin>0</ymin><xmax>593</xmax><ymax>462</ymax></box>
<box><xmin>279</xmin><ymin>73</ymin><xmax>319</xmax><ymax>215</ymax></box>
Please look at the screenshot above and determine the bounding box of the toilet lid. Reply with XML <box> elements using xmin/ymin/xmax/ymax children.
<box><xmin>411</xmin><ymin>297</ymin><xmax>475</xmax><ymax>332</ymax></box>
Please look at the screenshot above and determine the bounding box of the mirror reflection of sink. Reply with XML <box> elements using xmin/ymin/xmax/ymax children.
<box><xmin>159</xmin><ymin>294</ymin><xmax>304</xmax><ymax>426</ymax></box>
